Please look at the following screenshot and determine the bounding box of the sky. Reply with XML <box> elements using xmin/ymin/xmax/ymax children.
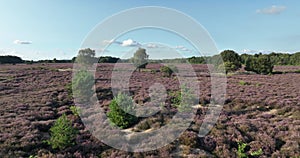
<box><xmin>0</xmin><ymin>0</ymin><xmax>300</xmax><ymax>60</ymax></box>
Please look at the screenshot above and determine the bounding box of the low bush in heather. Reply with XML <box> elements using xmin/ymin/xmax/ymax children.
<box><xmin>72</xmin><ymin>70</ymin><xmax>94</xmax><ymax>102</ymax></box>
<box><xmin>237</xmin><ymin>141</ymin><xmax>263</xmax><ymax>158</ymax></box>
<box><xmin>70</xmin><ymin>105</ymin><xmax>81</xmax><ymax>117</ymax></box>
<box><xmin>107</xmin><ymin>93</ymin><xmax>138</xmax><ymax>129</ymax></box>
<box><xmin>46</xmin><ymin>113</ymin><xmax>78</xmax><ymax>150</ymax></box>
<box><xmin>239</xmin><ymin>80</ymin><xmax>250</xmax><ymax>86</ymax></box>
<box><xmin>169</xmin><ymin>85</ymin><xmax>197</xmax><ymax>112</ymax></box>
<box><xmin>160</xmin><ymin>65</ymin><xmax>178</xmax><ymax>77</ymax></box>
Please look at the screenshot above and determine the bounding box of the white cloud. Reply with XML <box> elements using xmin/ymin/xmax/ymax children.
<box><xmin>103</xmin><ymin>39</ymin><xmax>121</xmax><ymax>45</ymax></box>
<box><xmin>146</xmin><ymin>43</ymin><xmax>159</xmax><ymax>48</ymax></box>
<box><xmin>14</xmin><ymin>40</ymin><xmax>32</xmax><ymax>44</ymax></box>
<box><xmin>103</xmin><ymin>39</ymin><xmax>141</xmax><ymax>47</ymax></box>
<box><xmin>121</xmin><ymin>39</ymin><xmax>141</xmax><ymax>47</ymax></box>
<box><xmin>256</xmin><ymin>5</ymin><xmax>286</xmax><ymax>15</ymax></box>
<box><xmin>239</xmin><ymin>49</ymin><xmax>293</xmax><ymax>54</ymax></box>
<box><xmin>241</xmin><ymin>49</ymin><xmax>259</xmax><ymax>54</ymax></box>
<box><xmin>175</xmin><ymin>45</ymin><xmax>192</xmax><ymax>52</ymax></box>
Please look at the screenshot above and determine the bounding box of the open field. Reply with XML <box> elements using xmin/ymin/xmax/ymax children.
<box><xmin>0</xmin><ymin>63</ymin><xmax>299</xmax><ymax>157</ymax></box>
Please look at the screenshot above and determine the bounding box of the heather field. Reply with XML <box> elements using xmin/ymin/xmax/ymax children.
<box><xmin>0</xmin><ymin>63</ymin><xmax>299</xmax><ymax>157</ymax></box>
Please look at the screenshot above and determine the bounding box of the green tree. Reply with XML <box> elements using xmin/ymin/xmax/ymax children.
<box><xmin>0</xmin><ymin>55</ymin><xmax>23</xmax><ymax>64</ymax></box>
<box><xmin>46</xmin><ymin>114</ymin><xmax>78</xmax><ymax>150</ymax></box>
<box><xmin>107</xmin><ymin>93</ymin><xmax>138</xmax><ymax>129</ymax></box>
<box><xmin>220</xmin><ymin>50</ymin><xmax>242</xmax><ymax>71</ymax></box>
<box><xmin>76</xmin><ymin>48</ymin><xmax>97</xmax><ymax>66</ymax></box>
<box><xmin>240</xmin><ymin>54</ymin><xmax>252</xmax><ymax>65</ymax></box>
<box><xmin>245</xmin><ymin>55</ymin><xmax>274</xmax><ymax>74</ymax></box>
<box><xmin>188</xmin><ymin>56</ymin><xmax>205</xmax><ymax>64</ymax></box>
<box><xmin>218</xmin><ymin>61</ymin><xmax>240</xmax><ymax>74</ymax></box>
<box><xmin>290</xmin><ymin>52</ymin><xmax>300</xmax><ymax>65</ymax></box>
<box><xmin>131</xmin><ymin>48</ymin><xmax>149</xmax><ymax>71</ymax></box>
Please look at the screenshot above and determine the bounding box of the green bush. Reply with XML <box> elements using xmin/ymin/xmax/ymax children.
<box><xmin>245</xmin><ymin>55</ymin><xmax>274</xmax><ymax>74</ymax></box>
<box><xmin>237</xmin><ymin>142</ymin><xmax>248</xmax><ymax>158</ymax></box>
<box><xmin>239</xmin><ymin>80</ymin><xmax>250</xmax><ymax>86</ymax></box>
<box><xmin>237</xmin><ymin>141</ymin><xmax>263</xmax><ymax>158</ymax></box>
<box><xmin>170</xmin><ymin>85</ymin><xmax>196</xmax><ymax>112</ymax></box>
<box><xmin>46</xmin><ymin>113</ymin><xmax>78</xmax><ymax>150</ymax></box>
<box><xmin>107</xmin><ymin>93</ymin><xmax>138</xmax><ymax>129</ymax></box>
<box><xmin>218</xmin><ymin>61</ymin><xmax>240</xmax><ymax>74</ymax></box>
<box><xmin>70</xmin><ymin>106</ymin><xmax>81</xmax><ymax>117</ymax></box>
<box><xmin>72</xmin><ymin>70</ymin><xmax>94</xmax><ymax>101</ymax></box>
<box><xmin>250</xmin><ymin>148</ymin><xmax>263</xmax><ymax>156</ymax></box>
<box><xmin>160</xmin><ymin>65</ymin><xmax>178</xmax><ymax>77</ymax></box>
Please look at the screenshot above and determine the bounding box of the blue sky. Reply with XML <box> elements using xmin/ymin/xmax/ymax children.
<box><xmin>0</xmin><ymin>0</ymin><xmax>300</xmax><ymax>60</ymax></box>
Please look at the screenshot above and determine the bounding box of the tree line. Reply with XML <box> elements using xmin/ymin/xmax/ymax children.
<box><xmin>1</xmin><ymin>48</ymin><xmax>300</xmax><ymax>74</ymax></box>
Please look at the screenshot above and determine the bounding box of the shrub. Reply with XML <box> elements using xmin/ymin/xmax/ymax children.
<box><xmin>46</xmin><ymin>113</ymin><xmax>78</xmax><ymax>150</ymax></box>
<box><xmin>237</xmin><ymin>142</ymin><xmax>248</xmax><ymax>158</ymax></box>
<box><xmin>72</xmin><ymin>70</ymin><xmax>94</xmax><ymax>102</ymax></box>
<box><xmin>65</xmin><ymin>83</ymin><xmax>72</xmax><ymax>96</ymax></box>
<box><xmin>218</xmin><ymin>61</ymin><xmax>240</xmax><ymax>74</ymax></box>
<box><xmin>70</xmin><ymin>106</ymin><xmax>81</xmax><ymax>117</ymax></box>
<box><xmin>239</xmin><ymin>80</ymin><xmax>250</xmax><ymax>86</ymax></box>
<box><xmin>245</xmin><ymin>55</ymin><xmax>274</xmax><ymax>74</ymax></box>
<box><xmin>160</xmin><ymin>65</ymin><xmax>178</xmax><ymax>77</ymax></box>
<box><xmin>250</xmin><ymin>148</ymin><xmax>263</xmax><ymax>156</ymax></box>
<box><xmin>107</xmin><ymin>93</ymin><xmax>138</xmax><ymax>129</ymax></box>
<box><xmin>294</xmin><ymin>69</ymin><xmax>300</xmax><ymax>73</ymax></box>
<box><xmin>237</xmin><ymin>141</ymin><xmax>263</xmax><ymax>158</ymax></box>
<box><xmin>169</xmin><ymin>85</ymin><xmax>197</xmax><ymax>112</ymax></box>
<box><xmin>179</xmin><ymin>131</ymin><xmax>199</xmax><ymax>148</ymax></box>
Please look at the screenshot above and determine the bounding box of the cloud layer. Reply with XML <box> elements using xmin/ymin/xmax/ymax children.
<box><xmin>175</xmin><ymin>45</ymin><xmax>193</xmax><ymax>52</ymax></box>
<box><xmin>103</xmin><ymin>39</ymin><xmax>141</xmax><ymax>47</ymax></box>
<box><xmin>14</xmin><ymin>40</ymin><xmax>32</xmax><ymax>44</ymax></box>
<box><xmin>121</xmin><ymin>39</ymin><xmax>141</xmax><ymax>47</ymax></box>
<box><xmin>256</xmin><ymin>5</ymin><xmax>286</xmax><ymax>15</ymax></box>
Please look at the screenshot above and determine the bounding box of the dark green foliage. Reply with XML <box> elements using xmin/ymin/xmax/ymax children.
<box><xmin>160</xmin><ymin>65</ymin><xmax>178</xmax><ymax>77</ymax></box>
<box><xmin>71</xmin><ymin>57</ymin><xmax>77</xmax><ymax>63</ymax></box>
<box><xmin>131</xmin><ymin>48</ymin><xmax>149</xmax><ymax>70</ymax></box>
<box><xmin>34</xmin><ymin>59</ymin><xmax>73</xmax><ymax>63</ymax></box>
<box><xmin>98</xmin><ymin>56</ymin><xmax>120</xmax><ymax>63</ymax></box>
<box><xmin>72</xmin><ymin>70</ymin><xmax>94</xmax><ymax>102</ymax></box>
<box><xmin>188</xmin><ymin>56</ymin><xmax>205</xmax><ymax>64</ymax></box>
<box><xmin>0</xmin><ymin>55</ymin><xmax>23</xmax><ymax>64</ymax></box>
<box><xmin>221</xmin><ymin>50</ymin><xmax>241</xmax><ymax>65</ymax></box>
<box><xmin>289</xmin><ymin>52</ymin><xmax>300</xmax><ymax>65</ymax></box>
<box><xmin>211</xmin><ymin>50</ymin><xmax>241</xmax><ymax>73</ymax></box>
<box><xmin>240</xmin><ymin>54</ymin><xmax>252</xmax><ymax>65</ymax></box>
<box><xmin>52</xmin><ymin>58</ymin><xmax>57</xmax><ymax>63</ymax></box>
<box><xmin>47</xmin><ymin>114</ymin><xmax>78</xmax><ymax>150</ymax></box>
<box><xmin>220</xmin><ymin>50</ymin><xmax>242</xmax><ymax>72</ymax></box>
<box><xmin>107</xmin><ymin>93</ymin><xmax>138</xmax><ymax>129</ymax></box>
<box><xmin>256</xmin><ymin>52</ymin><xmax>300</xmax><ymax>66</ymax></box>
<box><xmin>245</xmin><ymin>55</ymin><xmax>274</xmax><ymax>74</ymax></box>
<box><xmin>218</xmin><ymin>61</ymin><xmax>240</xmax><ymax>74</ymax></box>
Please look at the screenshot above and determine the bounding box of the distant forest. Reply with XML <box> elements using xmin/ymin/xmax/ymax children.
<box><xmin>1</xmin><ymin>51</ymin><xmax>300</xmax><ymax>66</ymax></box>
